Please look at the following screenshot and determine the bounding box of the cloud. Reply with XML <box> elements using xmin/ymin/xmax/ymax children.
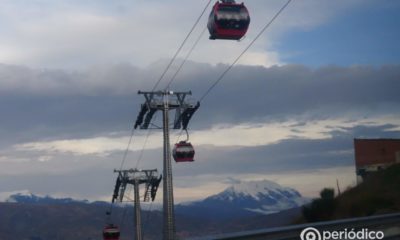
<box><xmin>12</xmin><ymin>116</ymin><xmax>400</xmax><ymax>158</ymax></box>
<box><xmin>0</xmin><ymin>1</ymin><xmax>398</xmax><ymax>202</ymax></box>
<box><xmin>15</xmin><ymin>136</ymin><xmax>141</xmax><ymax>156</ymax></box>
<box><xmin>0</xmin><ymin>63</ymin><xmax>155</xmax><ymax>95</ymax></box>
<box><xmin>0</xmin><ymin>0</ymin><xmax>373</xmax><ymax>68</ymax></box>
<box><xmin>173</xmin><ymin>165</ymin><xmax>357</xmax><ymax>202</ymax></box>
<box><xmin>223</xmin><ymin>177</ymin><xmax>242</xmax><ymax>185</ymax></box>
<box><xmin>0</xmin><ymin>189</ymin><xmax>31</xmax><ymax>202</ymax></box>
<box><xmin>0</xmin><ymin>62</ymin><xmax>399</xmax><ymax>151</ymax></box>
<box><xmin>1</xmin><ymin>123</ymin><xmax>399</xmax><ymax>201</ymax></box>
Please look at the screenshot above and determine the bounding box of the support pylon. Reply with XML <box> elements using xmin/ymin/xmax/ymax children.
<box><xmin>162</xmin><ymin>93</ymin><xmax>175</xmax><ymax>239</ymax></box>
<box><xmin>134</xmin><ymin>90</ymin><xmax>199</xmax><ymax>240</ymax></box>
<box><xmin>112</xmin><ymin>169</ymin><xmax>162</xmax><ymax>240</ymax></box>
<box><xmin>133</xmin><ymin>179</ymin><xmax>142</xmax><ymax>240</ymax></box>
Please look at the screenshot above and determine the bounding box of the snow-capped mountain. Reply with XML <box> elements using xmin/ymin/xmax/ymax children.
<box><xmin>3</xmin><ymin>192</ymin><xmax>159</xmax><ymax>209</ymax></box>
<box><xmin>3</xmin><ymin>179</ymin><xmax>309</xmax><ymax>220</ymax></box>
<box><xmin>5</xmin><ymin>192</ymin><xmax>91</xmax><ymax>204</ymax></box>
<box><xmin>176</xmin><ymin>179</ymin><xmax>310</xmax><ymax>219</ymax></box>
<box><xmin>211</xmin><ymin>179</ymin><xmax>310</xmax><ymax>214</ymax></box>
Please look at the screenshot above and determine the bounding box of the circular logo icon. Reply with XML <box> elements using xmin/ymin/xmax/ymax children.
<box><xmin>300</xmin><ymin>227</ymin><xmax>321</xmax><ymax>240</ymax></box>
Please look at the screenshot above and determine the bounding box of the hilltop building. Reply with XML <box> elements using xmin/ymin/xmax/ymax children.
<box><xmin>354</xmin><ymin>138</ymin><xmax>400</xmax><ymax>183</ymax></box>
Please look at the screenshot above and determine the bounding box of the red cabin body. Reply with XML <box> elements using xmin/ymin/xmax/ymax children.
<box><xmin>103</xmin><ymin>225</ymin><xmax>120</xmax><ymax>240</ymax></box>
<box><xmin>207</xmin><ymin>0</ymin><xmax>250</xmax><ymax>40</ymax></box>
<box><xmin>173</xmin><ymin>141</ymin><xmax>195</xmax><ymax>162</ymax></box>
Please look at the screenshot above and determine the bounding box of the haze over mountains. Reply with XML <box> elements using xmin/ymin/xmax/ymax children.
<box><xmin>0</xmin><ymin>179</ymin><xmax>309</xmax><ymax>239</ymax></box>
<box><xmin>3</xmin><ymin>180</ymin><xmax>309</xmax><ymax>217</ymax></box>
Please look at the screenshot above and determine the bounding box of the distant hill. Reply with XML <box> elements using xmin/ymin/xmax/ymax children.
<box><xmin>334</xmin><ymin>163</ymin><xmax>400</xmax><ymax>218</ymax></box>
<box><xmin>5</xmin><ymin>192</ymin><xmax>157</xmax><ymax>209</ymax></box>
<box><xmin>300</xmin><ymin>164</ymin><xmax>400</xmax><ymax>223</ymax></box>
<box><xmin>0</xmin><ymin>180</ymin><xmax>308</xmax><ymax>239</ymax></box>
<box><xmin>6</xmin><ymin>192</ymin><xmax>90</xmax><ymax>205</ymax></box>
<box><xmin>0</xmin><ymin>201</ymin><xmax>166</xmax><ymax>240</ymax></box>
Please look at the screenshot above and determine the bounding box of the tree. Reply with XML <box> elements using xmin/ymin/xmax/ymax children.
<box><xmin>302</xmin><ymin>188</ymin><xmax>336</xmax><ymax>222</ymax></box>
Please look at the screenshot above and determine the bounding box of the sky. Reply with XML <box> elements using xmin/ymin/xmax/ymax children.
<box><xmin>0</xmin><ymin>0</ymin><xmax>400</xmax><ymax>203</ymax></box>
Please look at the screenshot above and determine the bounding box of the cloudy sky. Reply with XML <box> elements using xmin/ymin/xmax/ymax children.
<box><xmin>0</xmin><ymin>0</ymin><xmax>400</xmax><ymax>203</ymax></box>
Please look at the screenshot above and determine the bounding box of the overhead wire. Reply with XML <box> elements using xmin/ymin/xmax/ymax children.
<box><xmin>138</xmin><ymin>1</ymin><xmax>211</xmax><ymax>172</ymax></box>
<box><xmin>119</xmin><ymin>185</ymin><xmax>134</xmax><ymax>233</ymax></box>
<box><xmin>164</xmin><ymin>27</ymin><xmax>208</xmax><ymax>90</ymax></box>
<box><xmin>107</xmin><ymin>122</ymin><xmax>136</xmax><ymax>217</ymax></box>
<box><xmin>199</xmin><ymin>0</ymin><xmax>292</xmax><ymax>102</ymax></box>
<box><xmin>134</xmin><ymin>115</ymin><xmax>157</xmax><ymax>169</ymax></box>
<box><xmin>114</xmin><ymin>0</ymin><xmax>213</xmax><ymax>234</ymax></box>
<box><xmin>110</xmin><ymin>0</ymin><xmax>293</xmax><ymax>234</ymax></box>
<box><xmin>174</xmin><ymin>129</ymin><xmax>185</xmax><ymax>144</ymax></box>
<box><xmin>138</xmin><ymin>1</ymin><xmax>212</xmax><ymax>234</ymax></box>
<box><xmin>119</xmin><ymin>126</ymin><xmax>136</xmax><ymax>170</ymax></box>
<box><xmin>117</xmin><ymin>0</ymin><xmax>211</xmax><ymax>177</ymax></box>
<box><xmin>151</xmin><ymin>0</ymin><xmax>213</xmax><ymax>91</ymax></box>
<box><xmin>138</xmin><ymin>1</ymin><xmax>293</xmax><ymax>237</ymax></box>
<box><xmin>160</xmin><ymin>28</ymin><xmax>208</xmax><ymax>174</ymax></box>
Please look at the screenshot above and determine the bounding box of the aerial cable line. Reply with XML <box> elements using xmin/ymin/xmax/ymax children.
<box><xmin>119</xmin><ymin>185</ymin><xmax>134</xmax><ymax>231</ymax></box>
<box><xmin>136</xmin><ymin>1</ymin><xmax>211</xmax><ymax>166</ymax></box>
<box><xmin>110</xmin><ymin>0</ymin><xmax>291</xmax><ymax>219</ymax></box>
<box><xmin>112</xmin><ymin>114</ymin><xmax>157</xmax><ymax>222</ymax></box>
<box><xmin>164</xmin><ymin>28</ymin><xmax>207</xmax><ymax>146</ymax></box>
<box><xmin>199</xmin><ymin>0</ymin><xmax>292</xmax><ymax>102</ymax></box>
<box><xmin>107</xmin><ymin>125</ymin><xmax>136</xmax><ymax>217</ymax></box>
<box><xmin>127</xmin><ymin>0</ymin><xmax>292</xmax><ymax>235</ymax></box>
<box><xmin>134</xmin><ymin>114</ymin><xmax>158</xmax><ymax>169</ymax></box>
<box><xmin>151</xmin><ymin>0</ymin><xmax>213</xmax><ymax>91</ymax></box>
<box><xmin>115</xmin><ymin>0</ymin><xmax>210</xmax><ymax>201</ymax></box>
<box><xmin>140</xmin><ymin>0</ymin><xmax>211</xmax><ymax>161</ymax></box>
<box><xmin>118</xmin><ymin>0</ymin><xmax>211</xmax><ymax>177</ymax></box>
<box><xmin>134</xmin><ymin>5</ymin><xmax>211</xmax><ymax>232</ymax></box>
<box><xmin>135</xmin><ymin>129</ymin><xmax>152</xmax><ymax>168</ymax></box>
<box><xmin>164</xmin><ymin>27</ymin><xmax>208</xmax><ymax>90</ymax></box>
<box><xmin>174</xmin><ymin>129</ymin><xmax>185</xmax><ymax>144</ymax></box>
<box><xmin>119</xmin><ymin>126</ymin><xmax>136</xmax><ymax>170</ymax></box>
<box><xmin>131</xmin><ymin>0</ymin><xmax>211</xmax><ymax>208</ymax></box>
<box><xmin>109</xmin><ymin>0</ymin><xmax>212</xmax><ymax>232</ymax></box>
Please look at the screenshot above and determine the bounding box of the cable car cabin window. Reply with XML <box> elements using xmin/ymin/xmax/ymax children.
<box><xmin>215</xmin><ymin>5</ymin><xmax>249</xmax><ymax>30</ymax></box>
<box><xmin>103</xmin><ymin>232</ymin><xmax>120</xmax><ymax>238</ymax></box>
<box><xmin>103</xmin><ymin>227</ymin><xmax>120</xmax><ymax>240</ymax></box>
<box><xmin>175</xmin><ymin>151</ymin><xmax>194</xmax><ymax>158</ymax></box>
<box><xmin>175</xmin><ymin>148</ymin><xmax>194</xmax><ymax>158</ymax></box>
<box><xmin>175</xmin><ymin>146</ymin><xmax>194</xmax><ymax>152</ymax></box>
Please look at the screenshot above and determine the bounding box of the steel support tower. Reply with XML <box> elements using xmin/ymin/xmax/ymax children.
<box><xmin>112</xmin><ymin>168</ymin><xmax>162</xmax><ymax>240</ymax></box>
<box><xmin>134</xmin><ymin>90</ymin><xmax>199</xmax><ymax>240</ymax></box>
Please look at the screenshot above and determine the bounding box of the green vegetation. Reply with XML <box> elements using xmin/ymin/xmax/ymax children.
<box><xmin>302</xmin><ymin>188</ymin><xmax>336</xmax><ymax>222</ymax></box>
<box><xmin>301</xmin><ymin>164</ymin><xmax>400</xmax><ymax>223</ymax></box>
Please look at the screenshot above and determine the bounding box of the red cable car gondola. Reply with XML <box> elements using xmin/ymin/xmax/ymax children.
<box><xmin>173</xmin><ymin>141</ymin><xmax>195</xmax><ymax>162</ymax></box>
<box><xmin>103</xmin><ymin>224</ymin><xmax>120</xmax><ymax>240</ymax></box>
<box><xmin>207</xmin><ymin>0</ymin><xmax>250</xmax><ymax>40</ymax></box>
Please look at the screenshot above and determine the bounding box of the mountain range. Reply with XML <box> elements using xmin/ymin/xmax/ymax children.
<box><xmin>0</xmin><ymin>179</ymin><xmax>310</xmax><ymax>239</ymax></box>
<box><xmin>176</xmin><ymin>179</ymin><xmax>309</xmax><ymax>220</ymax></box>
<box><xmin>5</xmin><ymin>192</ymin><xmax>110</xmax><ymax>206</ymax></box>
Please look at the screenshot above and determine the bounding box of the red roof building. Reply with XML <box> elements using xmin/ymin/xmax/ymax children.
<box><xmin>354</xmin><ymin>138</ymin><xmax>400</xmax><ymax>182</ymax></box>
